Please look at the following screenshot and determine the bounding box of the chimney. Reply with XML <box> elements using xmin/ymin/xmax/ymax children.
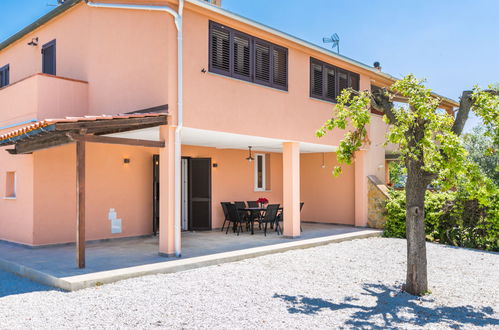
<box><xmin>373</xmin><ymin>61</ymin><xmax>382</xmax><ymax>71</ymax></box>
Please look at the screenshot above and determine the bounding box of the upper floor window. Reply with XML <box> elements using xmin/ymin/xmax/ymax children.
<box><xmin>0</xmin><ymin>64</ymin><xmax>9</xmax><ymax>88</ymax></box>
<box><xmin>209</xmin><ymin>21</ymin><xmax>288</xmax><ymax>91</ymax></box>
<box><xmin>42</xmin><ymin>39</ymin><xmax>56</xmax><ymax>75</ymax></box>
<box><xmin>310</xmin><ymin>58</ymin><xmax>359</xmax><ymax>102</ymax></box>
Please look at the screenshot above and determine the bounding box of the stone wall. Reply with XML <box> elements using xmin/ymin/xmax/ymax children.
<box><xmin>367</xmin><ymin>175</ymin><xmax>390</xmax><ymax>229</ymax></box>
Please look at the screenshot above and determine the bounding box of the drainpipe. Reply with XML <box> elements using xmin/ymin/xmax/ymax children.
<box><xmin>86</xmin><ymin>0</ymin><xmax>184</xmax><ymax>257</ymax></box>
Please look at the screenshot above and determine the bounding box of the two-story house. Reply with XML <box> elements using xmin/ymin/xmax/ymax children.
<box><xmin>0</xmin><ymin>0</ymin><xmax>458</xmax><ymax>268</ymax></box>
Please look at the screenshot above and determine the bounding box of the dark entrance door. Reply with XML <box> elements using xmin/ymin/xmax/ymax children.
<box><xmin>189</xmin><ymin>158</ymin><xmax>212</xmax><ymax>230</ymax></box>
<box><xmin>152</xmin><ymin>155</ymin><xmax>160</xmax><ymax>235</ymax></box>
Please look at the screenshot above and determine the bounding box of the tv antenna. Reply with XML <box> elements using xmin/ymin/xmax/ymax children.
<box><xmin>323</xmin><ymin>33</ymin><xmax>340</xmax><ymax>54</ymax></box>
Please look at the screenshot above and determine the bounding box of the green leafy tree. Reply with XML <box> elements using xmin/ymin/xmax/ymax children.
<box><xmin>317</xmin><ymin>75</ymin><xmax>499</xmax><ymax>295</ymax></box>
<box><xmin>462</xmin><ymin>126</ymin><xmax>499</xmax><ymax>185</ymax></box>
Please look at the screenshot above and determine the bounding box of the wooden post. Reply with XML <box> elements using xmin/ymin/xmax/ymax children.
<box><xmin>76</xmin><ymin>139</ymin><xmax>86</xmax><ymax>268</ymax></box>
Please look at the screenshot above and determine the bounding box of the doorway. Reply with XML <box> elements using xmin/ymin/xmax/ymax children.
<box><xmin>153</xmin><ymin>155</ymin><xmax>212</xmax><ymax>233</ymax></box>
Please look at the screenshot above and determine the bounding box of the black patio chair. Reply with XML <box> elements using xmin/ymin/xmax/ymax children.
<box><xmin>260</xmin><ymin>204</ymin><xmax>280</xmax><ymax>236</ymax></box>
<box><xmin>247</xmin><ymin>201</ymin><xmax>262</xmax><ymax>228</ymax></box>
<box><xmin>235</xmin><ymin>201</ymin><xmax>249</xmax><ymax>231</ymax></box>
<box><xmin>220</xmin><ymin>202</ymin><xmax>231</xmax><ymax>232</ymax></box>
<box><xmin>226</xmin><ymin>203</ymin><xmax>245</xmax><ymax>235</ymax></box>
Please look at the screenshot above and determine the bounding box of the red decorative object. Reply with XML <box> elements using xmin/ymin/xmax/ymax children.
<box><xmin>256</xmin><ymin>197</ymin><xmax>269</xmax><ymax>205</ymax></box>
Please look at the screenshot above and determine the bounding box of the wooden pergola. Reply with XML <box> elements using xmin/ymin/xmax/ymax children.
<box><xmin>0</xmin><ymin>113</ymin><xmax>168</xmax><ymax>268</ymax></box>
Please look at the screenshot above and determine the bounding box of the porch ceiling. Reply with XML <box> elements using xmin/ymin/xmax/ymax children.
<box><xmin>107</xmin><ymin>127</ymin><xmax>338</xmax><ymax>153</ymax></box>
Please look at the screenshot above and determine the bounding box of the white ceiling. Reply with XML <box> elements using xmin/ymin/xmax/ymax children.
<box><xmin>107</xmin><ymin>127</ymin><xmax>337</xmax><ymax>153</ymax></box>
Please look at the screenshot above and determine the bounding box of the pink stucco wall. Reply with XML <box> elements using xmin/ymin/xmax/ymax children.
<box><xmin>0</xmin><ymin>148</ymin><xmax>34</xmax><ymax>245</ymax></box>
<box><xmin>31</xmin><ymin>143</ymin><xmax>157</xmax><ymax>245</ymax></box>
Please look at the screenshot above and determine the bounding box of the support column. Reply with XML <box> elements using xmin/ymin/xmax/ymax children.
<box><xmin>159</xmin><ymin>125</ymin><xmax>178</xmax><ymax>256</ymax></box>
<box><xmin>354</xmin><ymin>150</ymin><xmax>368</xmax><ymax>227</ymax></box>
<box><xmin>76</xmin><ymin>140</ymin><xmax>86</xmax><ymax>268</ymax></box>
<box><xmin>283</xmin><ymin>142</ymin><xmax>300</xmax><ymax>237</ymax></box>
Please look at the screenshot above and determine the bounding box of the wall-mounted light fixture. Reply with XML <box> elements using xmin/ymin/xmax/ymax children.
<box><xmin>245</xmin><ymin>146</ymin><xmax>254</xmax><ymax>162</ymax></box>
<box><xmin>123</xmin><ymin>158</ymin><xmax>131</xmax><ymax>164</ymax></box>
<box><xmin>212</xmin><ymin>163</ymin><xmax>218</xmax><ymax>168</ymax></box>
<box><xmin>27</xmin><ymin>37</ymin><xmax>38</xmax><ymax>47</ymax></box>
<box><xmin>201</xmin><ymin>68</ymin><xmax>207</xmax><ymax>73</ymax></box>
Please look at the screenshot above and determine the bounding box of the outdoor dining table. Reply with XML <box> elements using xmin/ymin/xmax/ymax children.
<box><xmin>237</xmin><ymin>206</ymin><xmax>283</xmax><ymax>235</ymax></box>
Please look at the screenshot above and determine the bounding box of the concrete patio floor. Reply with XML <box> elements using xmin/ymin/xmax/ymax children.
<box><xmin>0</xmin><ymin>223</ymin><xmax>381</xmax><ymax>290</ymax></box>
<box><xmin>0</xmin><ymin>223</ymin><xmax>361</xmax><ymax>277</ymax></box>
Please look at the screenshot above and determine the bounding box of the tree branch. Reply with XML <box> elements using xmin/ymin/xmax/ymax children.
<box><xmin>452</xmin><ymin>90</ymin><xmax>473</xmax><ymax>136</ymax></box>
<box><xmin>371</xmin><ymin>87</ymin><xmax>398</xmax><ymax>124</ymax></box>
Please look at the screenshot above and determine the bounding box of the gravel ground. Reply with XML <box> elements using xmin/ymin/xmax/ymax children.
<box><xmin>0</xmin><ymin>237</ymin><xmax>497</xmax><ymax>329</ymax></box>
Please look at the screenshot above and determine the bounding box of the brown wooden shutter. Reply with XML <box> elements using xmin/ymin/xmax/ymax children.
<box><xmin>338</xmin><ymin>70</ymin><xmax>348</xmax><ymax>96</ymax></box>
<box><xmin>209</xmin><ymin>23</ymin><xmax>230</xmax><ymax>74</ymax></box>
<box><xmin>254</xmin><ymin>40</ymin><xmax>271</xmax><ymax>85</ymax></box>
<box><xmin>325</xmin><ymin>66</ymin><xmax>336</xmax><ymax>100</ymax></box>
<box><xmin>272</xmin><ymin>46</ymin><xmax>287</xmax><ymax>89</ymax></box>
<box><xmin>233</xmin><ymin>33</ymin><xmax>251</xmax><ymax>80</ymax></box>
<box><xmin>310</xmin><ymin>61</ymin><xmax>323</xmax><ymax>97</ymax></box>
<box><xmin>349</xmin><ymin>73</ymin><xmax>360</xmax><ymax>91</ymax></box>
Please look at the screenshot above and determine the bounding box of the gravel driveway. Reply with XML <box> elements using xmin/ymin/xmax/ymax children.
<box><xmin>0</xmin><ymin>237</ymin><xmax>497</xmax><ymax>329</ymax></box>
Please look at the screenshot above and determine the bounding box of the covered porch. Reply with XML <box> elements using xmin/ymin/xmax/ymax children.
<box><xmin>0</xmin><ymin>115</ymin><xmax>370</xmax><ymax>271</ymax></box>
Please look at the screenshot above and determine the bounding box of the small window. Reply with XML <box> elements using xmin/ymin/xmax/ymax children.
<box><xmin>254</xmin><ymin>154</ymin><xmax>266</xmax><ymax>191</ymax></box>
<box><xmin>5</xmin><ymin>172</ymin><xmax>16</xmax><ymax>198</ymax></box>
<box><xmin>0</xmin><ymin>64</ymin><xmax>9</xmax><ymax>88</ymax></box>
<box><xmin>310</xmin><ymin>58</ymin><xmax>360</xmax><ymax>102</ymax></box>
<box><xmin>42</xmin><ymin>39</ymin><xmax>56</xmax><ymax>75</ymax></box>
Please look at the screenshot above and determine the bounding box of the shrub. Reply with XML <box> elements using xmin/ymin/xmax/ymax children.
<box><xmin>383</xmin><ymin>189</ymin><xmax>498</xmax><ymax>251</ymax></box>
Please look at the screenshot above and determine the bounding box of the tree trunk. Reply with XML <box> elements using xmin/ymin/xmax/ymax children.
<box><xmin>404</xmin><ymin>165</ymin><xmax>429</xmax><ymax>295</ymax></box>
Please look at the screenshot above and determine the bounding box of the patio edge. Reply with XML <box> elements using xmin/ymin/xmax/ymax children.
<box><xmin>60</xmin><ymin>229</ymin><xmax>382</xmax><ymax>291</ymax></box>
<box><xmin>0</xmin><ymin>257</ymin><xmax>71</xmax><ymax>291</ymax></box>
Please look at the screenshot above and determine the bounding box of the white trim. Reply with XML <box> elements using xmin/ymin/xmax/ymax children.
<box><xmin>254</xmin><ymin>153</ymin><xmax>266</xmax><ymax>192</ymax></box>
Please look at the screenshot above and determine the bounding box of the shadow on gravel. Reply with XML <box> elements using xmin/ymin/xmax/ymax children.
<box><xmin>274</xmin><ymin>283</ymin><xmax>498</xmax><ymax>328</ymax></box>
<box><xmin>0</xmin><ymin>271</ymin><xmax>58</xmax><ymax>298</ymax></box>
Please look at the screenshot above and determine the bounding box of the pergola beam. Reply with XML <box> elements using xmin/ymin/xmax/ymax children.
<box><xmin>69</xmin><ymin>134</ymin><xmax>165</xmax><ymax>148</ymax></box>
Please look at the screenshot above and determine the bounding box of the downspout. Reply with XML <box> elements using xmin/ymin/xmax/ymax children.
<box><xmin>85</xmin><ymin>0</ymin><xmax>184</xmax><ymax>257</ymax></box>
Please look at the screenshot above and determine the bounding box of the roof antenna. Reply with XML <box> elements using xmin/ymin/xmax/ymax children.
<box><xmin>323</xmin><ymin>33</ymin><xmax>340</xmax><ymax>54</ymax></box>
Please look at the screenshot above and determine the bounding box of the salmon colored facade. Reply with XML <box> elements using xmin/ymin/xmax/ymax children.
<box><xmin>0</xmin><ymin>0</ymin><xmax>458</xmax><ymax>252</ymax></box>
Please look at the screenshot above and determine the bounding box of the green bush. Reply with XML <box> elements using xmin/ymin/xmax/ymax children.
<box><xmin>383</xmin><ymin>189</ymin><xmax>499</xmax><ymax>251</ymax></box>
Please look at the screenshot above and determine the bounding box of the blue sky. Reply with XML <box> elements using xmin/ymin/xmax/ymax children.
<box><xmin>2</xmin><ymin>0</ymin><xmax>498</xmax><ymax>129</ymax></box>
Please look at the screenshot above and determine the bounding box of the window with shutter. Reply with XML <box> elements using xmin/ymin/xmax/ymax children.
<box><xmin>233</xmin><ymin>34</ymin><xmax>251</xmax><ymax>79</ymax></box>
<box><xmin>210</xmin><ymin>24</ymin><xmax>230</xmax><ymax>74</ymax></box>
<box><xmin>272</xmin><ymin>46</ymin><xmax>287</xmax><ymax>88</ymax></box>
<box><xmin>254</xmin><ymin>41</ymin><xmax>270</xmax><ymax>84</ymax></box>
<box><xmin>42</xmin><ymin>40</ymin><xmax>56</xmax><ymax>75</ymax></box>
<box><xmin>310</xmin><ymin>58</ymin><xmax>360</xmax><ymax>103</ymax></box>
<box><xmin>0</xmin><ymin>64</ymin><xmax>9</xmax><ymax>88</ymax></box>
<box><xmin>209</xmin><ymin>21</ymin><xmax>288</xmax><ymax>91</ymax></box>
